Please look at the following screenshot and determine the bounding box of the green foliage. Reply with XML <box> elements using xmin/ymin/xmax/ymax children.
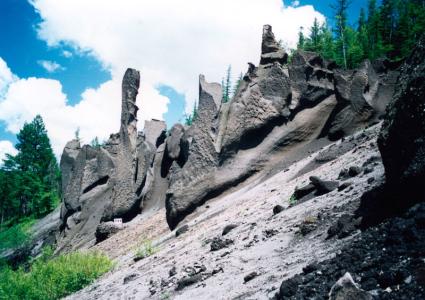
<box><xmin>135</xmin><ymin>239</ymin><xmax>157</xmax><ymax>260</ymax></box>
<box><xmin>0</xmin><ymin>218</ymin><xmax>34</xmax><ymax>251</ymax></box>
<box><xmin>0</xmin><ymin>115</ymin><xmax>60</xmax><ymax>225</ymax></box>
<box><xmin>297</xmin><ymin>0</ymin><xmax>425</xmax><ymax>68</ymax></box>
<box><xmin>184</xmin><ymin>102</ymin><xmax>198</xmax><ymax>126</ymax></box>
<box><xmin>222</xmin><ymin>65</ymin><xmax>232</xmax><ymax>103</ymax></box>
<box><xmin>90</xmin><ymin>137</ymin><xmax>102</xmax><ymax>148</ymax></box>
<box><xmin>288</xmin><ymin>194</ymin><xmax>297</xmax><ymax>206</ymax></box>
<box><xmin>0</xmin><ymin>251</ymin><xmax>112</xmax><ymax>300</ymax></box>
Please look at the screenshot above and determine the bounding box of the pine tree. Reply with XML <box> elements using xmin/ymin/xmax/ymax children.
<box><xmin>232</xmin><ymin>73</ymin><xmax>243</xmax><ymax>99</ymax></box>
<box><xmin>1</xmin><ymin>115</ymin><xmax>60</xmax><ymax>219</ymax></box>
<box><xmin>358</xmin><ymin>8</ymin><xmax>369</xmax><ymax>59</ymax></box>
<box><xmin>297</xmin><ymin>27</ymin><xmax>305</xmax><ymax>49</ymax></box>
<box><xmin>222</xmin><ymin>65</ymin><xmax>232</xmax><ymax>103</ymax></box>
<box><xmin>332</xmin><ymin>0</ymin><xmax>352</xmax><ymax>68</ymax></box>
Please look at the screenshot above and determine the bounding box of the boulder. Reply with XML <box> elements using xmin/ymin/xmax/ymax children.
<box><xmin>310</xmin><ymin>176</ymin><xmax>339</xmax><ymax>195</ymax></box>
<box><xmin>95</xmin><ymin>221</ymin><xmax>125</xmax><ymax>243</ymax></box>
<box><xmin>329</xmin><ymin>272</ymin><xmax>373</xmax><ymax>300</ymax></box>
<box><xmin>378</xmin><ymin>35</ymin><xmax>425</xmax><ymax>202</ymax></box>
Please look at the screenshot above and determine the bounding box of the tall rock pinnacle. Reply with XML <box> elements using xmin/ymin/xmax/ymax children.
<box><xmin>260</xmin><ymin>25</ymin><xmax>288</xmax><ymax>65</ymax></box>
<box><xmin>121</xmin><ymin>68</ymin><xmax>140</xmax><ymax>151</ymax></box>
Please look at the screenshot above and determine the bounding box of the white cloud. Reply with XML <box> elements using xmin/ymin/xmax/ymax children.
<box><xmin>291</xmin><ymin>1</ymin><xmax>300</xmax><ymax>7</ymax></box>
<box><xmin>31</xmin><ymin>0</ymin><xmax>325</xmax><ymax>111</ymax></box>
<box><xmin>0</xmin><ymin>57</ymin><xmax>17</xmax><ymax>96</ymax></box>
<box><xmin>62</xmin><ymin>50</ymin><xmax>72</xmax><ymax>58</ymax></box>
<box><xmin>0</xmin><ymin>66</ymin><xmax>169</xmax><ymax>155</ymax></box>
<box><xmin>37</xmin><ymin>60</ymin><xmax>65</xmax><ymax>73</ymax></box>
<box><xmin>0</xmin><ymin>1</ymin><xmax>324</xmax><ymax>157</ymax></box>
<box><xmin>0</xmin><ymin>140</ymin><xmax>17</xmax><ymax>163</ymax></box>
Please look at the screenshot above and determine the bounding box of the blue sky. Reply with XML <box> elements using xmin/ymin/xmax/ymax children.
<box><xmin>0</xmin><ymin>0</ymin><xmax>372</xmax><ymax>159</ymax></box>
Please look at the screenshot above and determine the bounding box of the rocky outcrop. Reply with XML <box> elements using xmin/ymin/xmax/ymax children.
<box><xmin>58</xmin><ymin>25</ymin><xmax>401</xmax><ymax>238</ymax></box>
<box><xmin>378</xmin><ymin>35</ymin><xmax>425</xmax><ymax>202</ymax></box>
<box><xmin>57</xmin><ymin>69</ymin><xmax>159</xmax><ymax>252</ymax></box>
<box><xmin>165</xmin><ymin>75</ymin><xmax>222</xmax><ymax>228</ymax></box>
<box><xmin>144</xmin><ymin>119</ymin><xmax>166</xmax><ymax>147</ymax></box>
<box><xmin>163</xmin><ymin>25</ymin><xmax>398</xmax><ymax>229</ymax></box>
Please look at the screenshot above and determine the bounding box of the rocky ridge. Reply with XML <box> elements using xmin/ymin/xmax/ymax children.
<box><xmin>56</xmin><ymin>24</ymin><xmax>400</xmax><ymax>252</ymax></box>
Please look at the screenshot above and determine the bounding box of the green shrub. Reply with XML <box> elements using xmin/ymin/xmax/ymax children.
<box><xmin>135</xmin><ymin>239</ymin><xmax>157</xmax><ymax>260</ymax></box>
<box><xmin>0</xmin><ymin>251</ymin><xmax>112</xmax><ymax>300</ymax></box>
<box><xmin>288</xmin><ymin>194</ymin><xmax>297</xmax><ymax>206</ymax></box>
<box><xmin>0</xmin><ymin>218</ymin><xmax>34</xmax><ymax>251</ymax></box>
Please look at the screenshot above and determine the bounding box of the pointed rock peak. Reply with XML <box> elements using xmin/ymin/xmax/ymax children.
<box><xmin>260</xmin><ymin>25</ymin><xmax>288</xmax><ymax>65</ymax></box>
<box><xmin>199</xmin><ymin>74</ymin><xmax>222</xmax><ymax>111</ymax></box>
<box><xmin>121</xmin><ymin>68</ymin><xmax>140</xmax><ymax>148</ymax></box>
<box><xmin>262</xmin><ymin>24</ymin><xmax>280</xmax><ymax>54</ymax></box>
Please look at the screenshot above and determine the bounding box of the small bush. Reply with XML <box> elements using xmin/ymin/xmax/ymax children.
<box><xmin>135</xmin><ymin>239</ymin><xmax>157</xmax><ymax>261</ymax></box>
<box><xmin>0</xmin><ymin>218</ymin><xmax>34</xmax><ymax>251</ymax></box>
<box><xmin>288</xmin><ymin>194</ymin><xmax>297</xmax><ymax>206</ymax></box>
<box><xmin>0</xmin><ymin>250</ymin><xmax>112</xmax><ymax>300</ymax></box>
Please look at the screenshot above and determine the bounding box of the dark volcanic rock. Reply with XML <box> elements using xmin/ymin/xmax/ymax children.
<box><xmin>294</xmin><ymin>183</ymin><xmax>316</xmax><ymax>200</ymax></box>
<box><xmin>175</xmin><ymin>224</ymin><xmax>189</xmax><ymax>237</ymax></box>
<box><xmin>222</xmin><ymin>224</ymin><xmax>238</xmax><ymax>236</ymax></box>
<box><xmin>277</xmin><ymin>203</ymin><xmax>425</xmax><ymax>299</ymax></box>
<box><xmin>378</xmin><ymin>35</ymin><xmax>425</xmax><ymax>203</ymax></box>
<box><xmin>309</xmin><ymin>176</ymin><xmax>339</xmax><ymax>195</ymax></box>
<box><xmin>176</xmin><ymin>274</ymin><xmax>203</xmax><ymax>291</ymax></box>
<box><xmin>243</xmin><ymin>271</ymin><xmax>259</xmax><ymax>283</ymax></box>
<box><xmin>95</xmin><ymin>221</ymin><xmax>124</xmax><ymax>243</ymax></box>
<box><xmin>329</xmin><ymin>273</ymin><xmax>373</xmax><ymax>300</ymax></box>
<box><xmin>210</xmin><ymin>237</ymin><xmax>233</xmax><ymax>251</ymax></box>
<box><xmin>273</xmin><ymin>205</ymin><xmax>285</xmax><ymax>215</ymax></box>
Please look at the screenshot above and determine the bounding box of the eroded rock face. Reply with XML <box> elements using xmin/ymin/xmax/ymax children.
<box><xmin>57</xmin><ymin>69</ymin><xmax>156</xmax><ymax>252</ymax></box>
<box><xmin>144</xmin><ymin>119</ymin><xmax>167</xmax><ymax>147</ymax></box>
<box><xmin>165</xmin><ymin>75</ymin><xmax>222</xmax><ymax>229</ymax></box>
<box><xmin>378</xmin><ymin>35</ymin><xmax>425</xmax><ymax>202</ymax></box>
<box><xmin>221</xmin><ymin>26</ymin><xmax>291</xmax><ymax>155</ymax></box>
<box><xmin>329</xmin><ymin>60</ymin><xmax>397</xmax><ymax>140</ymax></box>
<box><xmin>162</xmin><ymin>25</ymin><xmax>400</xmax><ymax>230</ymax></box>
<box><xmin>288</xmin><ymin>51</ymin><xmax>335</xmax><ymax>111</ymax></box>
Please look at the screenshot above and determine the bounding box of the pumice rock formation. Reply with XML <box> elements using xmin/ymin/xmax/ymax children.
<box><xmin>163</xmin><ymin>24</ymin><xmax>398</xmax><ymax>229</ymax></box>
<box><xmin>58</xmin><ymin>24</ymin><xmax>400</xmax><ymax>249</ymax></box>
<box><xmin>58</xmin><ymin>69</ymin><xmax>162</xmax><ymax>252</ymax></box>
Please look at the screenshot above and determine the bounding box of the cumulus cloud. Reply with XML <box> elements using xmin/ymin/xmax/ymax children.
<box><xmin>0</xmin><ymin>140</ymin><xmax>17</xmax><ymax>163</ymax></box>
<box><xmin>291</xmin><ymin>1</ymin><xmax>300</xmax><ymax>7</ymax></box>
<box><xmin>31</xmin><ymin>0</ymin><xmax>325</xmax><ymax>110</ymax></box>
<box><xmin>62</xmin><ymin>50</ymin><xmax>73</xmax><ymax>58</ymax></box>
<box><xmin>0</xmin><ymin>57</ymin><xmax>17</xmax><ymax>96</ymax></box>
<box><xmin>0</xmin><ymin>1</ymin><xmax>324</xmax><ymax>156</ymax></box>
<box><xmin>0</xmin><ymin>62</ymin><xmax>169</xmax><ymax>155</ymax></box>
<box><xmin>37</xmin><ymin>60</ymin><xmax>65</xmax><ymax>73</ymax></box>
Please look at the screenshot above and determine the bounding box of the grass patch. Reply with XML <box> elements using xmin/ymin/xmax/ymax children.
<box><xmin>0</xmin><ymin>250</ymin><xmax>112</xmax><ymax>300</ymax></box>
<box><xmin>134</xmin><ymin>239</ymin><xmax>157</xmax><ymax>261</ymax></box>
<box><xmin>0</xmin><ymin>218</ymin><xmax>35</xmax><ymax>252</ymax></box>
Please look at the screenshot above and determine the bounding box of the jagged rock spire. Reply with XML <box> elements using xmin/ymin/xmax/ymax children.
<box><xmin>260</xmin><ymin>24</ymin><xmax>288</xmax><ymax>65</ymax></box>
<box><xmin>121</xmin><ymin>68</ymin><xmax>140</xmax><ymax>150</ymax></box>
